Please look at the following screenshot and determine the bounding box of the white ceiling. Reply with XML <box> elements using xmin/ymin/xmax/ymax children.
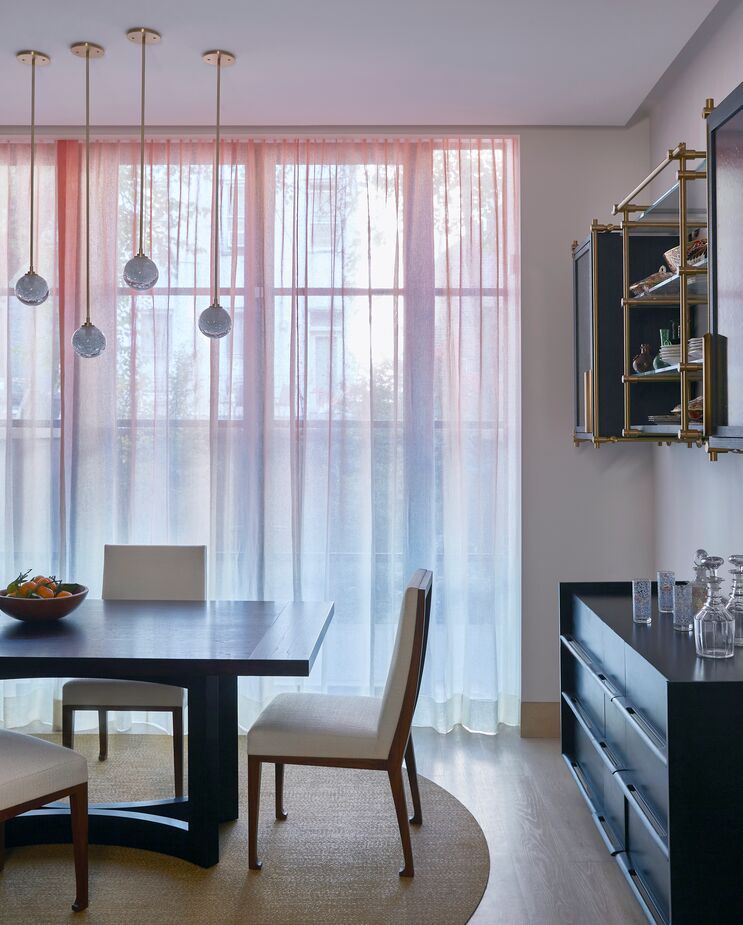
<box><xmin>0</xmin><ymin>0</ymin><xmax>720</xmax><ymax>128</ymax></box>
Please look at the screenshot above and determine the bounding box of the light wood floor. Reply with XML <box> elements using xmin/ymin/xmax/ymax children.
<box><xmin>413</xmin><ymin>726</ymin><xmax>646</xmax><ymax>925</ymax></box>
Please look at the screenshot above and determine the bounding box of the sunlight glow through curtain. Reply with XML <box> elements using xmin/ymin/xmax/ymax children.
<box><xmin>0</xmin><ymin>137</ymin><xmax>520</xmax><ymax>735</ymax></box>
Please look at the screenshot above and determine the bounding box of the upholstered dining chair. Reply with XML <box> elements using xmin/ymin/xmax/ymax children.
<box><xmin>247</xmin><ymin>569</ymin><xmax>433</xmax><ymax>877</ymax></box>
<box><xmin>62</xmin><ymin>544</ymin><xmax>206</xmax><ymax>798</ymax></box>
<box><xmin>0</xmin><ymin>729</ymin><xmax>88</xmax><ymax>911</ymax></box>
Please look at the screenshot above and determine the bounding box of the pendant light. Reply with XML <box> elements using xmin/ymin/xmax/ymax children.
<box><xmin>15</xmin><ymin>50</ymin><xmax>51</xmax><ymax>306</ymax></box>
<box><xmin>198</xmin><ymin>49</ymin><xmax>235</xmax><ymax>339</ymax></box>
<box><xmin>123</xmin><ymin>27</ymin><xmax>161</xmax><ymax>290</ymax></box>
<box><xmin>70</xmin><ymin>42</ymin><xmax>107</xmax><ymax>358</ymax></box>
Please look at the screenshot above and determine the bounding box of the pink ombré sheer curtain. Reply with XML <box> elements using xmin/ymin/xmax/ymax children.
<box><xmin>0</xmin><ymin>137</ymin><xmax>520</xmax><ymax>735</ymax></box>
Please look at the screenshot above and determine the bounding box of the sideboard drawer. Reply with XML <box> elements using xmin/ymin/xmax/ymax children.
<box><xmin>623</xmin><ymin>782</ymin><xmax>670</xmax><ymax>924</ymax></box>
<box><xmin>562</xmin><ymin>695</ymin><xmax>625</xmax><ymax>856</ymax></box>
<box><xmin>609</xmin><ymin>696</ymin><xmax>668</xmax><ymax>832</ymax></box>
<box><xmin>571</xmin><ymin>597</ymin><xmax>604</xmax><ymax>664</ymax></box>
<box><xmin>562</xmin><ymin>640</ymin><xmax>606</xmax><ymax>737</ymax></box>
<box><xmin>625</xmin><ymin>645</ymin><xmax>668</xmax><ymax>743</ymax></box>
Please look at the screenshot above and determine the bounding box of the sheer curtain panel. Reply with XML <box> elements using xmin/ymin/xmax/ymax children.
<box><xmin>0</xmin><ymin>137</ymin><xmax>520</xmax><ymax>735</ymax></box>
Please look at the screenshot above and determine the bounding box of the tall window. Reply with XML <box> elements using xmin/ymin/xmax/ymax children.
<box><xmin>0</xmin><ymin>138</ymin><xmax>520</xmax><ymax>735</ymax></box>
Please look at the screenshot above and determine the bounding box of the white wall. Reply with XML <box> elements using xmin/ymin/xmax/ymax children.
<box><xmin>642</xmin><ymin>0</ymin><xmax>743</xmax><ymax>577</ymax></box>
<box><xmin>519</xmin><ymin>123</ymin><xmax>655</xmax><ymax>705</ymax></box>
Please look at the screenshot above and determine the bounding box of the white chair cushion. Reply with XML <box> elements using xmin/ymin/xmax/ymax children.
<box><xmin>0</xmin><ymin>729</ymin><xmax>87</xmax><ymax>812</ymax></box>
<box><xmin>247</xmin><ymin>692</ymin><xmax>386</xmax><ymax>761</ymax></box>
<box><xmin>63</xmin><ymin>678</ymin><xmax>184</xmax><ymax>708</ymax></box>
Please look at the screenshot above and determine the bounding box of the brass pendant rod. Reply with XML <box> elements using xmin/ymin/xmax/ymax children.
<box><xmin>85</xmin><ymin>46</ymin><xmax>91</xmax><ymax>325</ymax></box>
<box><xmin>213</xmin><ymin>52</ymin><xmax>221</xmax><ymax>304</ymax></box>
<box><xmin>138</xmin><ymin>30</ymin><xmax>146</xmax><ymax>256</ymax></box>
<box><xmin>29</xmin><ymin>55</ymin><xmax>36</xmax><ymax>272</ymax></box>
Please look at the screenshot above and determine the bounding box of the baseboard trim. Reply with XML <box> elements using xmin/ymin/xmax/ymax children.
<box><xmin>520</xmin><ymin>702</ymin><xmax>559</xmax><ymax>738</ymax></box>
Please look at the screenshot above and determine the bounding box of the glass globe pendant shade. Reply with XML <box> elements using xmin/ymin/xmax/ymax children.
<box><xmin>72</xmin><ymin>321</ymin><xmax>107</xmax><ymax>358</ymax></box>
<box><xmin>15</xmin><ymin>270</ymin><xmax>49</xmax><ymax>306</ymax></box>
<box><xmin>198</xmin><ymin>300</ymin><xmax>232</xmax><ymax>339</ymax></box>
<box><xmin>123</xmin><ymin>252</ymin><xmax>159</xmax><ymax>290</ymax></box>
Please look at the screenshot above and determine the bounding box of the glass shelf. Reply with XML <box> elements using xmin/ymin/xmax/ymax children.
<box><xmin>631</xmin><ymin>259</ymin><xmax>708</xmax><ymax>303</ymax></box>
<box><xmin>635</xmin><ymin>161</ymin><xmax>707</xmax><ymax>227</ymax></box>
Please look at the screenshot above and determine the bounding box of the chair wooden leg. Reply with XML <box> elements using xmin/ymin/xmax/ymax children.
<box><xmin>248</xmin><ymin>757</ymin><xmax>263</xmax><ymax>870</ymax></box>
<box><xmin>405</xmin><ymin>736</ymin><xmax>423</xmax><ymax>825</ymax></box>
<box><xmin>275</xmin><ymin>763</ymin><xmax>287</xmax><ymax>820</ymax></box>
<box><xmin>98</xmin><ymin>709</ymin><xmax>108</xmax><ymax>761</ymax></box>
<box><xmin>172</xmin><ymin>708</ymin><xmax>184</xmax><ymax>798</ymax></box>
<box><xmin>69</xmin><ymin>783</ymin><xmax>89</xmax><ymax>912</ymax></box>
<box><xmin>62</xmin><ymin>707</ymin><xmax>74</xmax><ymax>751</ymax></box>
<box><xmin>388</xmin><ymin>764</ymin><xmax>414</xmax><ymax>877</ymax></box>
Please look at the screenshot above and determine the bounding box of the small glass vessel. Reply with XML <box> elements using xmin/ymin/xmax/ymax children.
<box><xmin>657</xmin><ymin>570</ymin><xmax>674</xmax><ymax>613</ymax></box>
<box><xmin>632</xmin><ymin>579</ymin><xmax>652</xmax><ymax>625</ymax></box>
<box><xmin>673</xmin><ymin>581</ymin><xmax>693</xmax><ymax>633</ymax></box>
<box><xmin>694</xmin><ymin>556</ymin><xmax>734</xmax><ymax>659</ymax></box>
<box><xmin>725</xmin><ymin>555</ymin><xmax>743</xmax><ymax>648</ymax></box>
<box><xmin>690</xmin><ymin>548</ymin><xmax>709</xmax><ymax>614</ymax></box>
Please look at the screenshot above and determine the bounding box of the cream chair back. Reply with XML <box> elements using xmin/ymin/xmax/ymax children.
<box><xmin>377</xmin><ymin>569</ymin><xmax>433</xmax><ymax>756</ymax></box>
<box><xmin>102</xmin><ymin>545</ymin><xmax>206</xmax><ymax>600</ymax></box>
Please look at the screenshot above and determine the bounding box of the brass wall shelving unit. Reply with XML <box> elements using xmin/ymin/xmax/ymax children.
<box><xmin>612</xmin><ymin>141</ymin><xmax>710</xmax><ymax>444</ymax></box>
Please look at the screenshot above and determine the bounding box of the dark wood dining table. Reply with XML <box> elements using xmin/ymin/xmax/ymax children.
<box><xmin>0</xmin><ymin>598</ymin><xmax>334</xmax><ymax>867</ymax></box>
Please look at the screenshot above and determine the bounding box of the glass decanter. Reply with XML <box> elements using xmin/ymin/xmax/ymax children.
<box><xmin>725</xmin><ymin>555</ymin><xmax>743</xmax><ymax>648</ymax></box>
<box><xmin>690</xmin><ymin>548</ymin><xmax>709</xmax><ymax>615</ymax></box>
<box><xmin>694</xmin><ymin>556</ymin><xmax>734</xmax><ymax>659</ymax></box>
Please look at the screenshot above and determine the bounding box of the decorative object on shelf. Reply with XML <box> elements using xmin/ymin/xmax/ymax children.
<box><xmin>70</xmin><ymin>41</ymin><xmax>107</xmax><ymax>359</ymax></box>
<box><xmin>648</xmin><ymin>413</ymin><xmax>681</xmax><ymax>424</ymax></box>
<box><xmin>653</xmin><ymin>352</ymin><xmax>669</xmax><ymax>370</ymax></box>
<box><xmin>632</xmin><ymin>343</ymin><xmax>654</xmax><ymax>373</ymax></box>
<box><xmin>14</xmin><ymin>50</ymin><xmax>51</xmax><ymax>306</ymax></box>
<box><xmin>670</xmin><ymin>320</ymin><xmax>680</xmax><ymax>345</ymax></box>
<box><xmin>657</xmin><ymin>570</ymin><xmax>675</xmax><ymax>613</ymax></box>
<box><xmin>691</xmin><ymin>548</ymin><xmax>709</xmax><ymax>613</ymax></box>
<box><xmin>658</xmin><ymin>336</ymin><xmax>703</xmax><ymax>367</ymax></box>
<box><xmin>123</xmin><ymin>27</ymin><xmax>161</xmax><ymax>291</ymax></box>
<box><xmin>198</xmin><ymin>49</ymin><xmax>235</xmax><ymax>340</ymax></box>
<box><xmin>632</xmin><ymin>579</ymin><xmax>652</xmax><ymax>624</ymax></box>
<box><xmin>672</xmin><ymin>395</ymin><xmax>704</xmax><ymax>421</ymax></box>
<box><xmin>694</xmin><ymin>555</ymin><xmax>734</xmax><ymax>659</ymax></box>
<box><xmin>725</xmin><ymin>555</ymin><xmax>743</xmax><ymax>648</ymax></box>
<box><xmin>672</xmin><ymin>581</ymin><xmax>694</xmax><ymax>633</ymax></box>
<box><xmin>663</xmin><ymin>238</ymin><xmax>707</xmax><ymax>273</ymax></box>
<box><xmin>629</xmin><ymin>265</ymin><xmax>669</xmax><ymax>297</ymax></box>
<box><xmin>660</xmin><ymin>328</ymin><xmax>671</xmax><ymax>347</ymax></box>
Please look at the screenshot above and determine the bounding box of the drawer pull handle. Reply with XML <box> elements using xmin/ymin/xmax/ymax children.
<box><xmin>562</xmin><ymin>692</ymin><xmax>625</xmax><ymax>775</ymax></box>
<box><xmin>625</xmin><ymin>865</ymin><xmax>666</xmax><ymax>925</ymax></box>
<box><xmin>563</xmin><ymin>755</ymin><xmax>599</xmax><ymax>816</ymax></box>
<box><xmin>593</xmin><ymin>812</ymin><xmax>623</xmax><ymax>856</ymax></box>
<box><xmin>560</xmin><ymin>635</ymin><xmax>621</xmax><ymax>699</ymax></box>
<box><xmin>614</xmin><ymin>698</ymin><xmax>667</xmax><ymax>766</ymax></box>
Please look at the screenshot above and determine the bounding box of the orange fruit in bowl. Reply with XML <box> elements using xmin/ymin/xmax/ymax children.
<box><xmin>55</xmin><ymin>590</ymin><xmax>73</xmax><ymax>598</ymax></box>
<box><xmin>19</xmin><ymin>581</ymin><xmax>37</xmax><ymax>595</ymax></box>
<box><xmin>36</xmin><ymin>585</ymin><xmax>55</xmax><ymax>599</ymax></box>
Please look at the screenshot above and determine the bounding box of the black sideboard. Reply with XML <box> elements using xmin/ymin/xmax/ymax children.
<box><xmin>560</xmin><ymin>582</ymin><xmax>743</xmax><ymax>925</ymax></box>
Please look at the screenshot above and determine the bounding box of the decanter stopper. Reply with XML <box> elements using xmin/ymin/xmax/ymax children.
<box><xmin>726</xmin><ymin>555</ymin><xmax>743</xmax><ymax>648</ymax></box>
<box><xmin>703</xmin><ymin>555</ymin><xmax>725</xmax><ymax>578</ymax></box>
<box><xmin>691</xmin><ymin>548</ymin><xmax>709</xmax><ymax>613</ymax></box>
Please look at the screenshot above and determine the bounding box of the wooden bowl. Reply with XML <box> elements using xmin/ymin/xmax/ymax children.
<box><xmin>0</xmin><ymin>586</ymin><xmax>88</xmax><ymax>622</ymax></box>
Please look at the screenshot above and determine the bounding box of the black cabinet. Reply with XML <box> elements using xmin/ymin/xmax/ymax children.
<box><xmin>573</xmin><ymin>227</ymin><xmax>678</xmax><ymax>442</ymax></box>
<box><xmin>560</xmin><ymin>583</ymin><xmax>743</xmax><ymax>924</ymax></box>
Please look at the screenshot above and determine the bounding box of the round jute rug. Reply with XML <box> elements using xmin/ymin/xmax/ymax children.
<box><xmin>0</xmin><ymin>735</ymin><xmax>489</xmax><ymax>925</ymax></box>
